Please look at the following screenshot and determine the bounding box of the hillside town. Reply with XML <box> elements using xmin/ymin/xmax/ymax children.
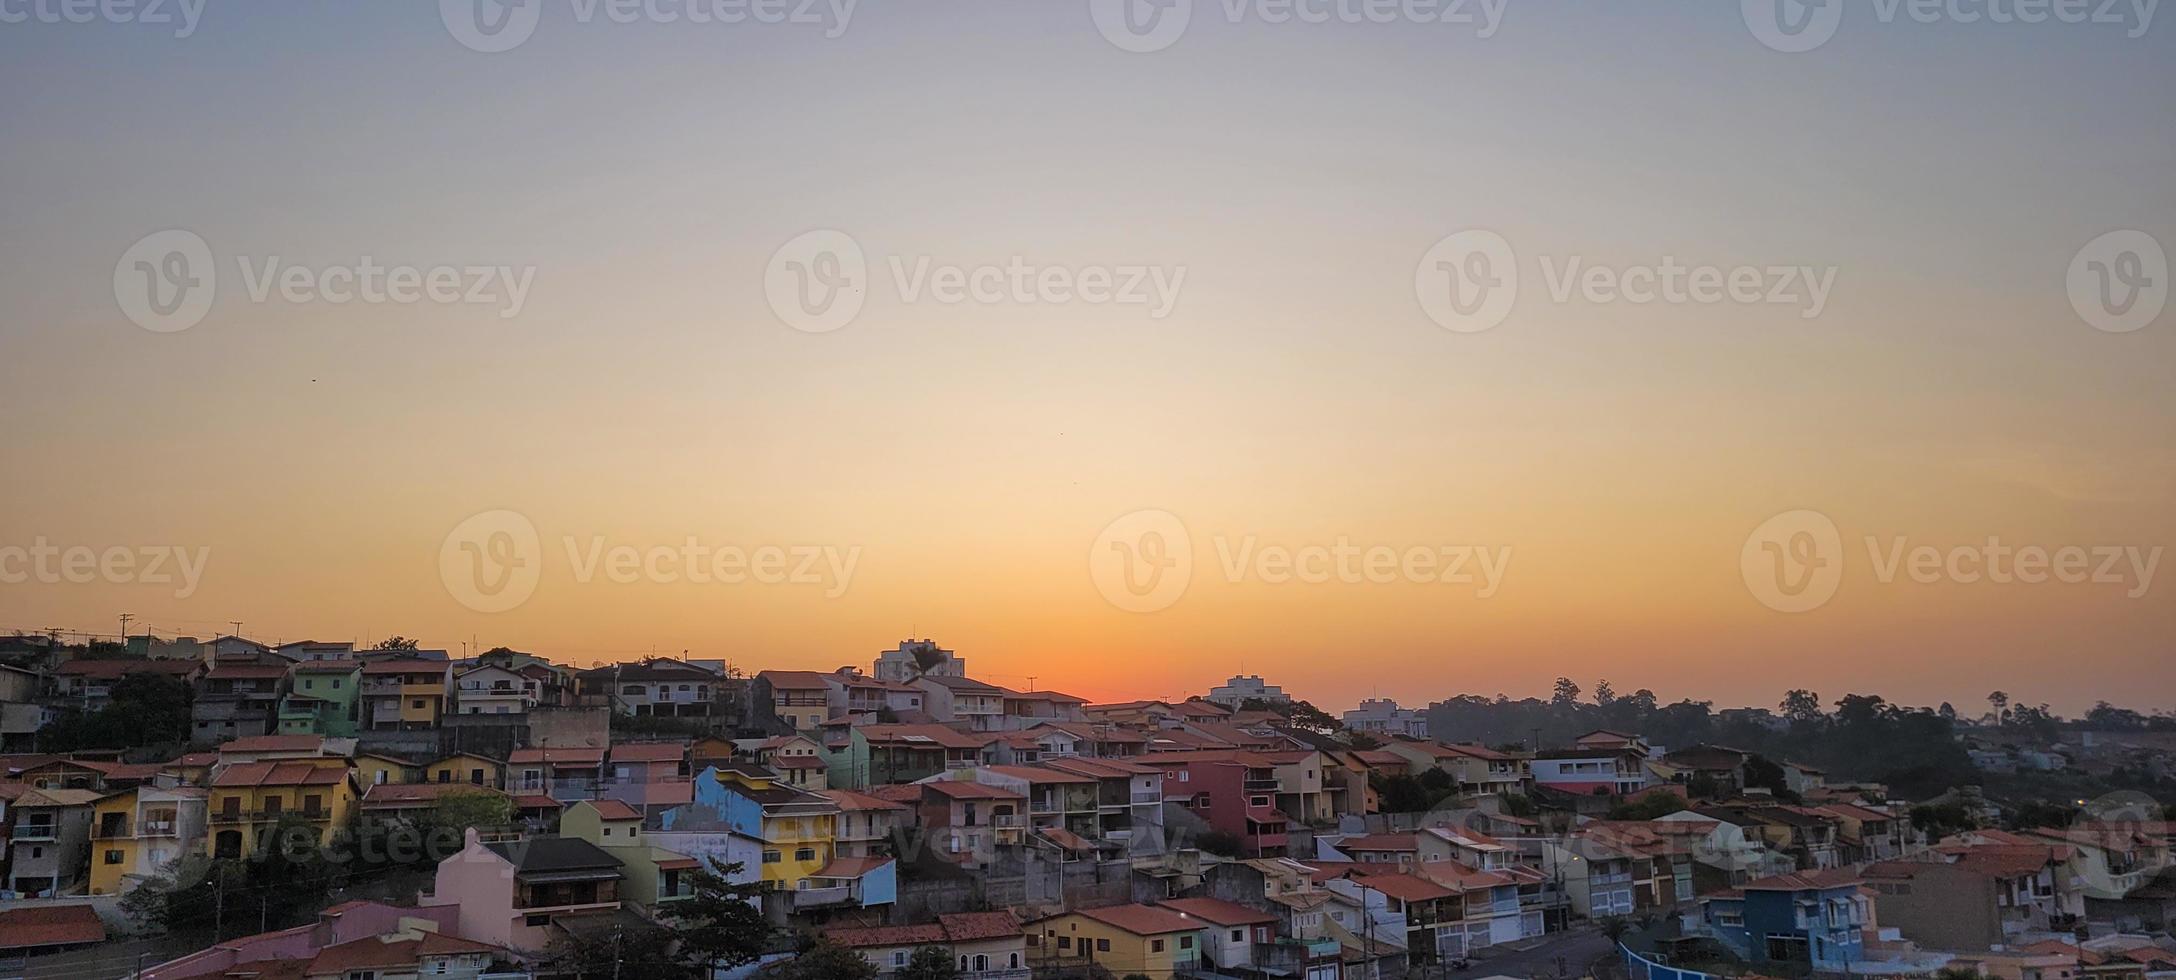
<box><xmin>0</xmin><ymin>633</ymin><xmax>2168</xmax><ymax>980</ymax></box>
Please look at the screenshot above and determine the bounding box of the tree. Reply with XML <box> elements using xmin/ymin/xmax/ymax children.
<box><xmin>898</xmin><ymin>945</ymin><xmax>959</xmax><ymax>980</ymax></box>
<box><xmin>665</xmin><ymin>856</ymin><xmax>775</xmax><ymax>973</ymax></box>
<box><xmin>1780</xmin><ymin>689</ymin><xmax>1824</xmax><ymax>725</ymax></box>
<box><xmin>771</xmin><ymin>938</ymin><xmax>878</xmax><ymax>980</ymax></box>
<box><xmin>1599</xmin><ymin>915</ymin><xmax>1631</xmax><ymax>946</ymax></box>
<box><xmin>548</xmin><ymin>920</ymin><xmax>700</xmax><ymax>979</ymax></box>
<box><xmin>1593</xmin><ymin>680</ymin><xmax>1617</xmax><ymax>706</ymax></box>
<box><xmin>1988</xmin><ymin>691</ymin><xmax>2010</xmax><ymax>723</ymax></box>
<box><xmin>37</xmin><ymin>671</ymin><xmax>193</xmax><ymax>753</ymax></box>
<box><xmin>1551</xmin><ymin>677</ymin><xmax>1582</xmax><ymax>708</ymax></box>
<box><xmin>1609</xmin><ymin>793</ymin><xmax>1689</xmax><ymax>820</ymax></box>
<box><xmin>370</xmin><ymin>636</ymin><xmax>420</xmax><ymax>651</ymax></box>
<box><xmin>1345</xmin><ymin>731</ymin><xmax>1385</xmax><ymax>750</ymax></box>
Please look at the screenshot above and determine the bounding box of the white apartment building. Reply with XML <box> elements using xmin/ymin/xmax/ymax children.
<box><xmin>1206</xmin><ymin>674</ymin><xmax>1290</xmax><ymax>708</ymax></box>
<box><xmin>1343</xmin><ymin>698</ymin><xmax>1429</xmax><ymax>738</ymax></box>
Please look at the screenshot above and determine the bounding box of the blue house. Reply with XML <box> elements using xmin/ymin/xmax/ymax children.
<box><xmin>1700</xmin><ymin>869</ymin><xmax>1867</xmax><ymax>971</ymax></box>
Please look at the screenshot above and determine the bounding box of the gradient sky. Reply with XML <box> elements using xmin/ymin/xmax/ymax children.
<box><xmin>1</xmin><ymin>2</ymin><xmax>2170</xmax><ymax>715</ymax></box>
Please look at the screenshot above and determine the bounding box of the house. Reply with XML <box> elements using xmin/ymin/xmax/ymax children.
<box><xmin>1530</xmin><ymin>746</ymin><xmax>1650</xmax><ymax>797</ymax></box>
<box><xmin>276</xmin><ymin>640</ymin><xmax>354</xmax><ymax>662</ymax></box>
<box><xmin>602</xmin><ymin>658</ymin><xmax>718</xmax><ymax>719</ymax></box>
<box><xmin>1029</xmin><ymin>904</ymin><xmax>1205</xmax><ymax>975</ymax></box>
<box><xmin>828</xmin><ymin>911</ymin><xmax>1028</xmax><ymax>978</ymax></box>
<box><xmin>996</xmin><ymin>689</ymin><xmax>1089</xmax><ymax>731</ymax></box>
<box><xmin>207</xmin><ymin>759</ymin><xmax>357</xmax><ymax>856</ymax></box>
<box><xmin>217</xmin><ymin>733</ymin><xmax>350</xmax><ymax>764</ymax></box>
<box><xmin>913</xmin><ymin>675</ymin><xmax>1008</xmax><ymax>731</ymax></box>
<box><xmin>753</xmin><ymin>734</ymin><xmax>829</xmax><ymax>790</ymax></box>
<box><xmin>752</xmin><ymin>670</ymin><xmax>833</xmax><ymax>732</ymax></box>
<box><xmin>828</xmin><ymin>724</ymin><xmax>991</xmax><ymax>789</ymax></box>
<box><xmin>1383</xmin><ymin>739</ymin><xmax>1525</xmax><ymax>795</ymax></box>
<box><xmin>607</xmin><ymin>741</ymin><xmax>688</xmax><ymax>785</ymax></box>
<box><xmin>451</xmin><ymin>664</ymin><xmax>536</xmax><ymax>715</ymax></box>
<box><xmin>508</xmin><ymin>746</ymin><xmax>605</xmax><ymax>800</ymax></box>
<box><xmin>191</xmin><ymin>663</ymin><xmax>288</xmax><ymax>745</ymax></box>
<box><xmin>87</xmin><ymin>784</ymin><xmax>209</xmax><ymax>895</ymax></box>
<box><xmin>1135</xmin><ymin>750</ymin><xmax>1292</xmax><ymax>857</ymax></box>
<box><xmin>823</xmin><ymin>787</ymin><xmax>910</xmax><ymax>859</ymax></box>
<box><xmin>872</xmin><ymin>638</ymin><xmax>967</xmax><ymax>684</ymax></box>
<box><xmin>296</xmin><ymin>928</ymin><xmax>510</xmax><ymax>980</ymax></box>
<box><xmin>825</xmin><ymin>668</ymin><xmax>927</xmax><ymax>718</ymax></box>
<box><xmin>426</xmin><ymin>751</ymin><xmax>504</xmax><ymax>789</ymax></box>
<box><xmin>1696</xmin><ymin>803</ymin><xmax>1842</xmax><ymax>870</ymax></box>
<box><xmin>278</xmin><ymin>661</ymin><xmax>363</xmax><ymax>738</ymax></box>
<box><xmin>360</xmin><ymin>659</ymin><xmax>451</xmax><ymax>731</ymax></box>
<box><xmin>1661</xmin><ymin>744</ymin><xmax>1751</xmax><ymax>795</ymax></box>
<box><xmin>2026</xmin><ymin>822</ymin><xmax>2174</xmax><ymax>903</ymax></box>
<box><xmin>1162</xmin><ymin>896</ymin><xmax>1286</xmax><ymax>973</ymax></box>
<box><xmin>917</xmin><ymin>779</ymin><xmax>1025</xmax><ymax>870</ymax></box>
<box><xmin>51</xmin><ymin>658</ymin><xmax>201</xmax><ymax>713</ymax></box>
<box><xmin>706</xmin><ymin>764</ymin><xmax>841</xmax><ymax>892</ymax></box>
<box><xmin>1043</xmin><ymin>756</ymin><xmax>1168</xmax><ymax>854</ymax></box>
<box><xmin>354</xmin><ymin>751</ymin><xmax>421</xmax><ymax>788</ymax></box>
<box><xmin>561</xmin><ymin>800</ymin><xmax>703</xmax><ymax>911</ymax></box>
<box><xmin>359</xmin><ymin>783</ymin><xmax>509</xmax><ymax>828</ymax></box>
<box><xmin>1696</xmin><ymin>868</ymin><xmax>1870</xmax><ymax>971</ymax></box>
<box><xmin>7</xmin><ymin>788</ymin><xmax>99</xmax><ymax>896</ymax></box>
<box><xmin>432</xmin><ymin>831</ymin><xmax>624</xmax><ymax>955</ymax></box>
<box><xmin>0</xmin><ymin>904</ymin><xmax>105</xmax><ymax>959</ymax></box>
<box><xmin>1343</xmin><ymin>698</ymin><xmax>1429</xmax><ymax>738</ymax></box>
<box><xmin>948</xmin><ymin>765</ymin><xmax>1101</xmax><ymax>842</ymax></box>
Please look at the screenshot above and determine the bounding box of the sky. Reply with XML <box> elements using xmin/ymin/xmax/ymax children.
<box><xmin>0</xmin><ymin>1</ymin><xmax>2170</xmax><ymax>716</ymax></box>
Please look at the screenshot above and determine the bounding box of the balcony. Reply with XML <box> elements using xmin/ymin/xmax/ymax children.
<box><xmin>14</xmin><ymin>824</ymin><xmax>56</xmax><ymax>842</ymax></box>
<box><xmin>1132</xmin><ymin>791</ymin><xmax>1163</xmax><ymax>804</ymax></box>
<box><xmin>789</xmin><ymin>885</ymin><xmax>853</xmax><ymax>909</ymax></box>
<box><xmin>1244</xmin><ymin>777</ymin><xmax>1282</xmax><ymax>792</ymax></box>
<box><xmin>1029</xmin><ymin>800</ymin><xmax>1061</xmax><ymax>815</ymax></box>
<box><xmin>92</xmin><ymin>822</ymin><xmax>132</xmax><ymax>840</ymax></box>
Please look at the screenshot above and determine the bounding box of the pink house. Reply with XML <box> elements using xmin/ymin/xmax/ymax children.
<box><xmin>431</xmin><ymin>830</ymin><xmax>626</xmax><ymax>956</ymax></box>
<box><xmin>140</xmin><ymin>901</ymin><xmax>461</xmax><ymax>979</ymax></box>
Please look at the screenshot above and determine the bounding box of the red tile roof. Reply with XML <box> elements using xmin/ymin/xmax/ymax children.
<box><xmin>820</xmin><ymin>788</ymin><xmax>911</xmax><ymax>811</ymax></box>
<box><xmin>609</xmin><ymin>742</ymin><xmax>688</xmax><ymax>763</ymax></box>
<box><xmin>585</xmin><ymin>799</ymin><xmax>642</xmax><ymax>821</ymax></box>
<box><xmin>361</xmin><ymin>783</ymin><xmax>507</xmax><ymax>808</ymax></box>
<box><xmin>1339</xmin><ymin>833</ymin><xmax>1420</xmax><ymax>852</ymax></box>
<box><xmin>220</xmin><ymin>734</ymin><xmax>327</xmax><ymax>754</ymax></box>
<box><xmin>56</xmin><ymin>659</ymin><xmax>198</xmax><ymax>679</ymax></box>
<box><xmin>1159</xmin><ymin>897</ymin><xmax>1279</xmax><ymax>926</ymax></box>
<box><xmin>211</xmin><ymin>761</ymin><xmax>348</xmax><ymax>788</ymax></box>
<box><xmin>924</xmin><ymin>780</ymin><xmax>1023</xmax><ymax>801</ymax></box>
<box><xmin>1075</xmin><ymin>903</ymin><xmax>1205</xmax><ymax>936</ymax></box>
<box><xmin>509</xmin><ymin>746</ymin><xmax>606</xmax><ymax>765</ymax></box>
<box><xmin>0</xmin><ymin>905</ymin><xmax>105</xmax><ymax>951</ymax></box>
<box><xmin>1742</xmin><ymin>868</ymin><xmax>1865</xmax><ymax>891</ymax></box>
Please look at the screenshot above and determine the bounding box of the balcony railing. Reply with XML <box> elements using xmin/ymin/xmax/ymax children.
<box><xmin>14</xmin><ymin>825</ymin><xmax>56</xmax><ymax>842</ymax></box>
<box><xmin>790</xmin><ymin>885</ymin><xmax>853</xmax><ymax>909</ymax></box>
<box><xmin>1132</xmin><ymin>791</ymin><xmax>1163</xmax><ymax>804</ymax></box>
<box><xmin>1244</xmin><ymin>778</ymin><xmax>1282</xmax><ymax>792</ymax></box>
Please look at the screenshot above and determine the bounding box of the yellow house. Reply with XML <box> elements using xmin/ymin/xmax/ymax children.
<box><xmin>713</xmin><ymin>765</ymin><xmax>838</xmax><ymax>890</ymax></box>
<box><xmin>1030</xmin><ymin>904</ymin><xmax>1204</xmax><ymax>975</ymax></box>
<box><xmin>360</xmin><ymin>659</ymin><xmax>450</xmax><ymax>731</ymax></box>
<box><xmin>560</xmin><ymin>799</ymin><xmax>701</xmax><ymax>909</ymax></box>
<box><xmin>427</xmin><ymin>752</ymin><xmax>503</xmax><ymax>789</ymax></box>
<box><xmin>88</xmin><ymin>786</ymin><xmax>210</xmax><ymax>895</ymax></box>
<box><xmin>207</xmin><ymin>759</ymin><xmax>357</xmax><ymax>857</ymax></box>
<box><xmin>353</xmin><ymin>752</ymin><xmax>417</xmax><ymax>789</ymax></box>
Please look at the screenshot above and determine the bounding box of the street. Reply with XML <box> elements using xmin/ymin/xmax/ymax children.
<box><xmin>1466</xmin><ymin>925</ymin><xmax>1617</xmax><ymax>980</ymax></box>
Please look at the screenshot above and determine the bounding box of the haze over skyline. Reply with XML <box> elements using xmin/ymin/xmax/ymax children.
<box><xmin>2</xmin><ymin>3</ymin><xmax>2169</xmax><ymax>716</ymax></box>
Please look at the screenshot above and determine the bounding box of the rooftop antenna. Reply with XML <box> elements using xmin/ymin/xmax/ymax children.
<box><xmin>229</xmin><ymin>621</ymin><xmax>244</xmax><ymax>638</ymax></box>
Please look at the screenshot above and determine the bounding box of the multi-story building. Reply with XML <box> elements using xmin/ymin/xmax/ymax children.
<box><xmin>433</xmin><ymin>831</ymin><xmax>625</xmax><ymax>957</ymax></box>
<box><xmin>7</xmin><ymin>788</ymin><xmax>99</xmax><ymax>897</ymax></box>
<box><xmin>87</xmin><ymin>785</ymin><xmax>208</xmax><ymax>895</ymax></box>
<box><xmin>560</xmin><ymin>800</ymin><xmax>704</xmax><ymax>913</ymax></box>
<box><xmin>822</xmin><ymin>788</ymin><xmax>910</xmax><ymax>859</ymax></box>
<box><xmin>50</xmin><ymin>658</ymin><xmax>202</xmax><ymax>713</ymax></box>
<box><xmin>753</xmin><ymin>734</ymin><xmax>830</xmax><ymax>790</ymax></box>
<box><xmin>824</xmin><ymin>668</ymin><xmax>925</xmax><ymax>718</ymax></box>
<box><xmin>872</xmin><ymin>638</ymin><xmax>967</xmax><ymax>685</ymax></box>
<box><xmin>191</xmin><ymin>663</ymin><xmax>287</xmax><ymax>745</ymax></box>
<box><xmin>1138</xmin><ymin>751</ymin><xmax>1291</xmax><ymax>857</ymax></box>
<box><xmin>604</xmin><ymin>659</ymin><xmax>718</xmax><ymax>719</ymax></box>
<box><xmin>1045</xmin><ymin>756</ymin><xmax>1167</xmax><ymax>854</ymax></box>
<box><xmin>950</xmin><ymin>766</ymin><xmax>1101</xmax><ymax>842</ymax></box>
<box><xmin>1531</xmin><ymin>747</ymin><xmax>1651</xmax><ymax>797</ymax></box>
<box><xmin>1695</xmin><ymin>869</ymin><xmax>1869</xmax><ymax>972</ymax></box>
<box><xmin>278</xmin><ymin>660</ymin><xmax>362</xmax><ymax>737</ymax></box>
<box><xmin>359</xmin><ymin>659</ymin><xmax>451</xmax><ymax>732</ymax></box>
<box><xmin>450</xmin><ymin>664</ymin><xmax>537</xmax><ymax>715</ymax></box>
<box><xmin>709</xmin><ymin>765</ymin><xmax>841</xmax><ymax>894</ymax></box>
<box><xmin>508</xmin><ymin>746</ymin><xmax>605</xmax><ymax>800</ymax></box>
<box><xmin>1342</xmin><ymin>698</ymin><xmax>1428</xmax><ymax>739</ymax></box>
<box><xmin>828</xmin><ymin>724</ymin><xmax>990</xmax><ymax>789</ymax></box>
<box><xmin>914</xmin><ymin>675</ymin><xmax>1008</xmax><ymax>731</ymax></box>
<box><xmin>757</xmin><ymin>670</ymin><xmax>834</xmax><ymax>732</ymax></box>
<box><xmin>1206</xmin><ymin>674</ymin><xmax>1290</xmax><ymax>708</ymax></box>
<box><xmin>207</xmin><ymin>759</ymin><xmax>358</xmax><ymax>857</ymax></box>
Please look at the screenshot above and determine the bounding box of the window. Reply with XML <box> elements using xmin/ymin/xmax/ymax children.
<box><xmin>105</xmin><ymin>850</ymin><xmax>124</xmax><ymax>865</ymax></box>
<box><xmin>1058</xmin><ymin>936</ymin><xmax>1072</xmax><ymax>951</ymax></box>
<box><xmin>893</xmin><ymin>952</ymin><xmax>907</xmax><ymax>967</ymax></box>
<box><xmin>1010</xmin><ymin>953</ymin><xmax>1020</xmax><ymax>968</ymax></box>
<box><xmin>1097</xmin><ymin>938</ymin><xmax>1111</xmax><ymax>952</ymax></box>
<box><xmin>1178</xmin><ymin>771</ymin><xmax>1189</xmax><ymax>782</ymax></box>
<box><xmin>762</xmin><ymin>850</ymin><xmax>781</xmax><ymax>863</ymax></box>
<box><xmin>411</xmin><ymin>699</ymin><xmax>425</xmax><ymax>709</ymax></box>
<box><xmin>795</xmin><ymin>847</ymin><xmax>815</xmax><ymax>861</ymax></box>
<box><xmin>1180</xmin><ymin>935</ymin><xmax>1194</xmax><ymax>950</ymax></box>
<box><xmin>1151</xmin><ymin>939</ymin><xmax>1165</xmax><ymax>953</ymax></box>
<box><xmin>30</xmin><ymin>847</ymin><xmax>42</xmax><ymax>859</ymax></box>
<box><xmin>1231</xmin><ymin>928</ymin><xmax>1244</xmax><ymax>942</ymax></box>
<box><xmin>470</xmin><ymin>769</ymin><xmax>484</xmax><ymax>785</ymax></box>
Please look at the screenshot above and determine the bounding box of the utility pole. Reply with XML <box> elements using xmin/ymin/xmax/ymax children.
<box><xmin>230</xmin><ymin>620</ymin><xmax>243</xmax><ymax>638</ymax></box>
<box><xmin>118</xmin><ymin>613</ymin><xmax>133</xmax><ymax>643</ymax></box>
